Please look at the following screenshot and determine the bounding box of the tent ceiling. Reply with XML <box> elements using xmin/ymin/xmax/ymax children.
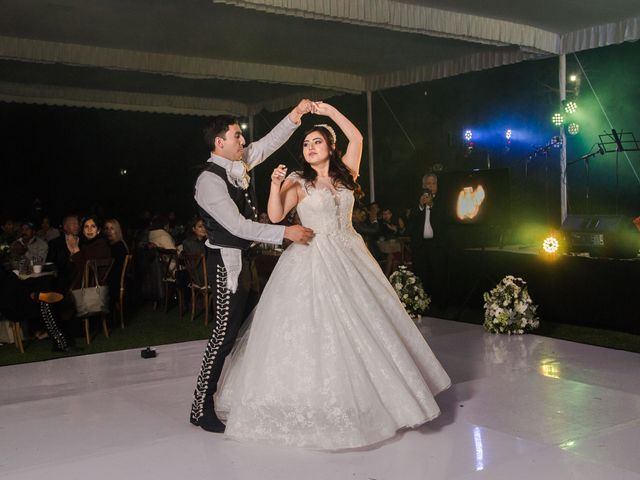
<box><xmin>0</xmin><ymin>0</ymin><xmax>638</xmax><ymax>116</ymax></box>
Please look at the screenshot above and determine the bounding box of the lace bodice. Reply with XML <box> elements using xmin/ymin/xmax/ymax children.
<box><xmin>289</xmin><ymin>172</ymin><xmax>355</xmax><ymax>235</ymax></box>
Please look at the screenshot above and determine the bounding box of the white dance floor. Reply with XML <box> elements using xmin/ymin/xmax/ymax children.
<box><xmin>2</xmin><ymin>317</ymin><xmax>639</xmax><ymax>480</ymax></box>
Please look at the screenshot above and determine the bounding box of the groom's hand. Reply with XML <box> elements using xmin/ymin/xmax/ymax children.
<box><xmin>288</xmin><ymin>99</ymin><xmax>313</xmax><ymax>124</ymax></box>
<box><xmin>284</xmin><ymin>225</ymin><xmax>315</xmax><ymax>245</ymax></box>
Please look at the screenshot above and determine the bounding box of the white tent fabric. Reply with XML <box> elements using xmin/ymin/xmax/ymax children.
<box><xmin>0</xmin><ymin>0</ymin><xmax>638</xmax><ymax>116</ymax></box>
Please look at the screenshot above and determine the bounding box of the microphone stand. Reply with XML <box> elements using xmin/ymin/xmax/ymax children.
<box><xmin>579</xmin><ymin>148</ymin><xmax>602</xmax><ymax>215</ymax></box>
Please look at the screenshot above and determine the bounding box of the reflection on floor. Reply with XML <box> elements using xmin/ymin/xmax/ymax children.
<box><xmin>1</xmin><ymin>317</ymin><xmax>639</xmax><ymax>480</ymax></box>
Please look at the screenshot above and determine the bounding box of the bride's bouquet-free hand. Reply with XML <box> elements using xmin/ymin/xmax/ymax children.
<box><xmin>483</xmin><ymin>275</ymin><xmax>540</xmax><ymax>334</ymax></box>
<box><xmin>390</xmin><ymin>265</ymin><xmax>431</xmax><ymax>320</ymax></box>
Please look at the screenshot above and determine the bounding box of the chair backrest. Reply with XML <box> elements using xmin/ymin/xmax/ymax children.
<box><xmin>181</xmin><ymin>253</ymin><xmax>207</xmax><ymax>288</ymax></box>
<box><xmin>120</xmin><ymin>254</ymin><xmax>133</xmax><ymax>292</ymax></box>
<box><xmin>156</xmin><ymin>248</ymin><xmax>178</xmax><ymax>280</ymax></box>
<box><xmin>83</xmin><ymin>258</ymin><xmax>115</xmax><ymax>287</ymax></box>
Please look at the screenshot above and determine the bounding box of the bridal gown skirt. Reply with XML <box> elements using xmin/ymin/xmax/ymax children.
<box><xmin>214</xmin><ymin>227</ymin><xmax>451</xmax><ymax>450</ymax></box>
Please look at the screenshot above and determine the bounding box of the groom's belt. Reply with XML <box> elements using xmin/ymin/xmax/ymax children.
<box><xmin>206</xmin><ymin>244</ymin><xmax>257</xmax><ymax>258</ymax></box>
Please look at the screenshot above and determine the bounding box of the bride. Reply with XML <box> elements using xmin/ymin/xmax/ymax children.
<box><xmin>214</xmin><ymin>102</ymin><xmax>451</xmax><ymax>450</ymax></box>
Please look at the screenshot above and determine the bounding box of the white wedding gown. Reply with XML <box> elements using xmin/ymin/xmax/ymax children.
<box><xmin>214</xmin><ymin>174</ymin><xmax>451</xmax><ymax>449</ymax></box>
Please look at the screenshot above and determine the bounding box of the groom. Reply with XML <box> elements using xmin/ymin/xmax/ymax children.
<box><xmin>189</xmin><ymin>99</ymin><xmax>315</xmax><ymax>432</ymax></box>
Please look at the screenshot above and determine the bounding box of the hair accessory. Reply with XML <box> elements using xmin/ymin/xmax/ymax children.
<box><xmin>313</xmin><ymin>124</ymin><xmax>337</xmax><ymax>145</ymax></box>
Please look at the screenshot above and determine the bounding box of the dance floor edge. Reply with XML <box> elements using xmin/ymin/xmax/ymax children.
<box><xmin>1</xmin><ymin>317</ymin><xmax>639</xmax><ymax>480</ymax></box>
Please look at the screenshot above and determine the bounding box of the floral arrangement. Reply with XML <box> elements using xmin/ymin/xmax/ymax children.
<box><xmin>483</xmin><ymin>275</ymin><xmax>540</xmax><ymax>334</ymax></box>
<box><xmin>390</xmin><ymin>265</ymin><xmax>431</xmax><ymax>319</ymax></box>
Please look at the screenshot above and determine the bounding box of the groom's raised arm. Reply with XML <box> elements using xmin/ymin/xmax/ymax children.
<box><xmin>243</xmin><ymin>99</ymin><xmax>312</xmax><ymax>170</ymax></box>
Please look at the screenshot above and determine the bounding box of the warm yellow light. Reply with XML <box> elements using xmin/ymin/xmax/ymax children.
<box><xmin>457</xmin><ymin>185</ymin><xmax>486</xmax><ymax>220</ymax></box>
<box><xmin>542</xmin><ymin>236</ymin><xmax>559</xmax><ymax>254</ymax></box>
<box><xmin>539</xmin><ymin>359</ymin><xmax>561</xmax><ymax>379</ymax></box>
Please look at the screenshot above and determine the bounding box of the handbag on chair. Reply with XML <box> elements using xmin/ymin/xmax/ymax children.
<box><xmin>72</xmin><ymin>260</ymin><xmax>110</xmax><ymax>317</ymax></box>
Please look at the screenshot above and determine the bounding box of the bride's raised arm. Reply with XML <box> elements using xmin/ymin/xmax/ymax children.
<box><xmin>312</xmin><ymin>102</ymin><xmax>363</xmax><ymax>178</ymax></box>
<box><xmin>267</xmin><ymin>164</ymin><xmax>300</xmax><ymax>223</ymax></box>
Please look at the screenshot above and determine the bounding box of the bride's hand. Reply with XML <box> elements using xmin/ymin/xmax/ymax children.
<box><xmin>311</xmin><ymin>101</ymin><xmax>335</xmax><ymax>117</ymax></box>
<box><xmin>271</xmin><ymin>164</ymin><xmax>287</xmax><ymax>186</ymax></box>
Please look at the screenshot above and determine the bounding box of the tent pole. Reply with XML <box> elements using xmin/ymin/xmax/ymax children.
<box><xmin>366</xmin><ymin>91</ymin><xmax>375</xmax><ymax>201</ymax></box>
<box><xmin>559</xmin><ymin>55</ymin><xmax>567</xmax><ymax>225</ymax></box>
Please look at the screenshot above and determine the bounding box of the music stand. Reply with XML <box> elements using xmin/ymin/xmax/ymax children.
<box><xmin>598</xmin><ymin>130</ymin><xmax>640</xmax><ymax>213</ymax></box>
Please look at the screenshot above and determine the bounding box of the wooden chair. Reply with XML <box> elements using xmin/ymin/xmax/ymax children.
<box><xmin>157</xmin><ymin>248</ymin><xmax>183</xmax><ymax>316</ymax></box>
<box><xmin>181</xmin><ymin>253</ymin><xmax>210</xmax><ymax>325</ymax></box>
<box><xmin>114</xmin><ymin>254</ymin><xmax>133</xmax><ymax>329</ymax></box>
<box><xmin>10</xmin><ymin>320</ymin><xmax>25</xmax><ymax>354</ymax></box>
<box><xmin>78</xmin><ymin>258</ymin><xmax>114</xmax><ymax>345</ymax></box>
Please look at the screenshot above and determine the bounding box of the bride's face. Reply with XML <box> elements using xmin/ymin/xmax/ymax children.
<box><xmin>302</xmin><ymin>131</ymin><xmax>331</xmax><ymax>165</ymax></box>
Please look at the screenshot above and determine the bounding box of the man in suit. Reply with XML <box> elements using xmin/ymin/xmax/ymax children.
<box><xmin>411</xmin><ymin>173</ymin><xmax>447</xmax><ymax>309</ymax></box>
<box><xmin>189</xmin><ymin>99</ymin><xmax>315</xmax><ymax>433</ymax></box>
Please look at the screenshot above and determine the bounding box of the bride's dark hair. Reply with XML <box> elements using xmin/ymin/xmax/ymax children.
<box><xmin>298</xmin><ymin>126</ymin><xmax>362</xmax><ymax>197</ymax></box>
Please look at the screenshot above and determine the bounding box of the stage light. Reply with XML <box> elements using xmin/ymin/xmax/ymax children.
<box><xmin>569</xmin><ymin>74</ymin><xmax>577</xmax><ymax>82</ymax></box>
<box><xmin>464</xmin><ymin>130</ymin><xmax>473</xmax><ymax>141</ymax></box>
<box><xmin>542</xmin><ymin>236</ymin><xmax>559</xmax><ymax>254</ymax></box>
<box><xmin>240</xmin><ymin>123</ymin><xmax>248</xmax><ymax>130</ymax></box>
<box><xmin>505</xmin><ymin>129</ymin><xmax>512</xmax><ymax>140</ymax></box>
<box><xmin>551</xmin><ymin>136</ymin><xmax>563</xmax><ymax>148</ymax></box>
<box><xmin>119</xmin><ymin>168</ymin><xmax>128</xmax><ymax>176</ymax></box>
<box><xmin>563</xmin><ymin>100</ymin><xmax>578</xmax><ymax>114</ymax></box>
<box><xmin>456</xmin><ymin>185</ymin><xmax>486</xmax><ymax>220</ymax></box>
<box><xmin>552</xmin><ymin>113</ymin><xmax>564</xmax><ymax>126</ymax></box>
<box><xmin>567</xmin><ymin>123</ymin><xmax>580</xmax><ymax>136</ymax></box>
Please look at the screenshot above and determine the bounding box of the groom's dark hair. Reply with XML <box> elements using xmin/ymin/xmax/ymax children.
<box><xmin>203</xmin><ymin>115</ymin><xmax>239</xmax><ymax>151</ymax></box>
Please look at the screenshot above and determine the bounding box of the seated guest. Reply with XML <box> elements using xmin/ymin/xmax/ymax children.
<box><xmin>181</xmin><ymin>217</ymin><xmax>207</xmax><ymax>256</ymax></box>
<box><xmin>179</xmin><ymin>217</ymin><xmax>208</xmax><ymax>291</ymax></box>
<box><xmin>0</xmin><ymin>267</ymin><xmax>70</xmax><ymax>351</ymax></box>
<box><xmin>104</xmin><ymin>218</ymin><xmax>129</xmax><ymax>262</ymax></box>
<box><xmin>167</xmin><ymin>211</ymin><xmax>185</xmax><ymax>244</ymax></box>
<box><xmin>47</xmin><ymin>214</ymin><xmax>80</xmax><ymax>292</ymax></box>
<box><xmin>11</xmin><ymin>221</ymin><xmax>48</xmax><ymax>263</ymax></box>
<box><xmin>369</xmin><ymin>201</ymin><xmax>382</xmax><ymax>224</ymax></box>
<box><xmin>104</xmin><ymin>218</ymin><xmax>129</xmax><ymax>299</ymax></box>
<box><xmin>0</xmin><ymin>216</ymin><xmax>17</xmax><ymax>244</ymax></box>
<box><xmin>68</xmin><ymin>215</ymin><xmax>112</xmax><ymax>290</ymax></box>
<box><xmin>148</xmin><ymin>215</ymin><xmax>177</xmax><ymax>251</ymax></box>
<box><xmin>379</xmin><ymin>208</ymin><xmax>399</xmax><ymax>238</ymax></box>
<box><xmin>352</xmin><ymin>206</ymin><xmax>379</xmax><ymax>251</ymax></box>
<box><xmin>377</xmin><ymin>208</ymin><xmax>404</xmax><ymax>277</ymax></box>
<box><xmin>37</xmin><ymin>216</ymin><xmax>61</xmax><ymax>242</ymax></box>
<box><xmin>397</xmin><ymin>216</ymin><xmax>408</xmax><ymax>236</ymax></box>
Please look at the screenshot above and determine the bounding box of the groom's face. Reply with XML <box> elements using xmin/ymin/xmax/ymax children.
<box><xmin>215</xmin><ymin>123</ymin><xmax>245</xmax><ymax>161</ymax></box>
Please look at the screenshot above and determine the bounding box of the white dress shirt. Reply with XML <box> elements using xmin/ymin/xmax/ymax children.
<box><xmin>419</xmin><ymin>204</ymin><xmax>434</xmax><ymax>240</ymax></box>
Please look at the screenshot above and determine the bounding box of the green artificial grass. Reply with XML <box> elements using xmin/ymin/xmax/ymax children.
<box><xmin>452</xmin><ymin>306</ymin><xmax>640</xmax><ymax>353</ymax></box>
<box><xmin>1</xmin><ymin>305</ymin><xmax>638</xmax><ymax>367</ymax></box>
<box><xmin>0</xmin><ymin>304</ymin><xmax>212</xmax><ymax>366</ymax></box>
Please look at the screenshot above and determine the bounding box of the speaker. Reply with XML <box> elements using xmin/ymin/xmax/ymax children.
<box><xmin>561</xmin><ymin>215</ymin><xmax>639</xmax><ymax>258</ymax></box>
